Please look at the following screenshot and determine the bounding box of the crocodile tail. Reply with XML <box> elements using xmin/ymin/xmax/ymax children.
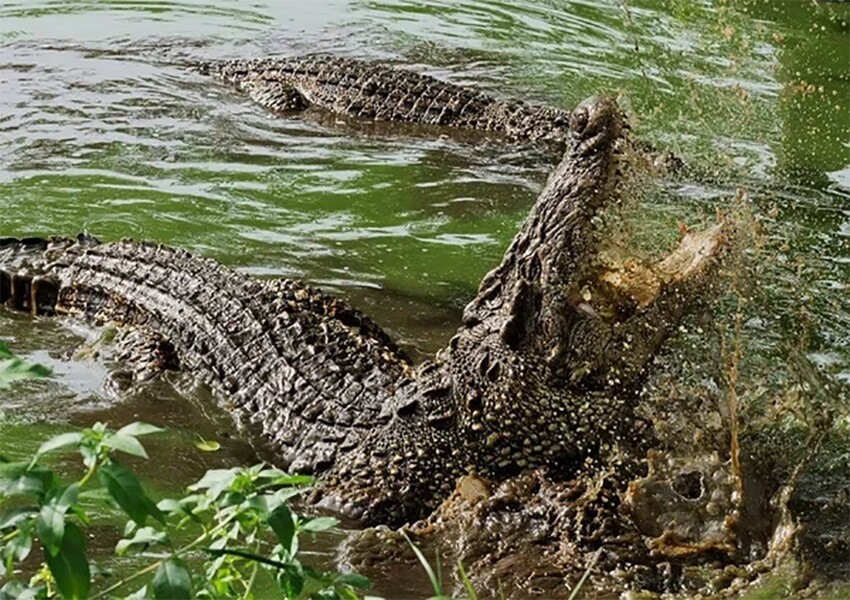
<box><xmin>0</xmin><ymin>236</ymin><xmax>95</xmax><ymax>315</ymax></box>
<box><xmin>0</xmin><ymin>236</ymin><xmax>411</xmax><ymax>473</ymax></box>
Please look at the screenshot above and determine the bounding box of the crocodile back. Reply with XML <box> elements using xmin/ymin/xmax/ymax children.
<box><xmin>204</xmin><ymin>55</ymin><xmax>571</xmax><ymax>144</ymax></box>
<box><xmin>0</xmin><ymin>236</ymin><xmax>412</xmax><ymax>473</ymax></box>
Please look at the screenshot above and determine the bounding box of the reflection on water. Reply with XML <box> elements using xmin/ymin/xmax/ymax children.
<box><xmin>0</xmin><ymin>0</ymin><xmax>848</xmax><ymax>596</ymax></box>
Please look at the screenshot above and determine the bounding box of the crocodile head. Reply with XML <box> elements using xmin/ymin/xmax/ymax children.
<box><xmin>463</xmin><ymin>94</ymin><xmax>732</xmax><ymax>393</ymax></box>
<box><xmin>461</xmin><ymin>94</ymin><xmax>627</xmax><ymax>332</ymax></box>
<box><xmin>443</xmin><ymin>94</ymin><xmax>734</xmax><ymax>479</ymax></box>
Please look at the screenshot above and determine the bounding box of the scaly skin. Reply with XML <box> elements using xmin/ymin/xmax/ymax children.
<box><xmin>199</xmin><ymin>55</ymin><xmax>572</xmax><ymax>144</ymax></box>
<box><xmin>0</xmin><ymin>236</ymin><xmax>412</xmax><ymax>474</ymax></box>
<box><xmin>314</xmin><ymin>97</ymin><xmax>732</xmax><ymax>524</ymax></box>
<box><xmin>1</xmin><ymin>97</ymin><xmax>731</xmax><ymax>526</ymax></box>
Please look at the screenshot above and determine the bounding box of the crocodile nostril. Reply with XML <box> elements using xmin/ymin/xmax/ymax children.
<box><xmin>672</xmin><ymin>470</ymin><xmax>704</xmax><ymax>500</ymax></box>
<box><xmin>570</xmin><ymin>107</ymin><xmax>589</xmax><ymax>134</ymax></box>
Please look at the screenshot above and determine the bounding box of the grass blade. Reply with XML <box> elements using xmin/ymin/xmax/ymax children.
<box><xmin>401</xmin><ymin>530</ymin><xmax>443</xmax><ymax>596</ymax></box>
<box><xmin>568</xmin><ymin>547</ymin><xmax>602</xmax><ymax>600</ymax></box>
<box><xmin>457</xmin><ymin>558</ymin><xmax>478</xmax><ymax>600</ymax></box>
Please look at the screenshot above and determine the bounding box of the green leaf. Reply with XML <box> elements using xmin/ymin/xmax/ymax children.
<box><xmin>0</xmin><ymin>506</ymin><xmax>37</xmax><ymax>530</ymax></box>
<box><xmin>276</xmin><ymin>564</ymin><xmax>304</xmax><ymax>598</ymax></box>
<box><xmin>244</xmin><ymin>495</ymin><xmax>270</xmax><ymax>516</ymax></box>
<box><xmin>333</xmin><ymin>573</ymin><xmax>372</xmax><ymax>589</ymax></box>
<box><xmin>43</xmin><ymin>521</ymin><xmax>90</xmax><ymax>600</ymax></box>
<box><xmin>102</xmin><ymin>433</ymin><xmax>148</xmax><ymax>458</ymax></box>
<box><xmin>37</xmin><ymin>504</ymin><xmax>64</xmax><ymax>556</ymax></box>
<box><xmin>257</xmin><ymin>467</ymin><xmax>288</xmax><ymax>479</ymax></box>
<box><xmin>34</xmin><ymin>433</ymin><xmax>83</xmax><ymax>460</ymax></box>
<box><xmin>194</xmin><ymin>439</ymin><xmax>221</xmax><ymax>452</ymax></box>
<box><xmin>98</xmin><ymin>461</ymin><xmax>163</xmax><ymax>525</ymax></box>
<box><xmin>36</xmin><ymin>484</ymin><xmax>79</xmax><ymax>556</ymax></box>
<box><xmin>124</xmin><ymin>585</ymin><xmax>148</xmax><ymax>600</ymax></box>
<box><xmin>116</xmin><ymin>526</ymin><xmax>168</xmax><ymax>555</ymax></box>
<box><xmin>0</xmin><ymin>354</ymin><xmax>52</xmax><ymax>389</ymax></box>
<box><xmin>267</xmin><ymin>474</ymin><xmax>314</xmax><ymax>487</ymax></box>
<box><xmin>55</xmin><ymin>483</ymin><xmax>80</xmax><ymax>510</ymax></box>
<box><xmin>116</xmin><ymin>422</ymin><xmax>164</xmax><ymax>437</ymax></box>
<box><xmin>79</xmin><ymin>445</ymin><xmax>98</xmax><ymax>470</ymax></box>
<box><xmin>457</xmin><ymin>558</ymin><xmax>478</xmax><ymax>600</ymax></box>
<box><xmin>156</xmin><ymin>498</ymin><xmax>182</xmax><ymax>514</ymax></box>
<box><xmin>189</xmin><ymin>468</ymin><xmax>237</xmax><ymax>499</ymax></box>
<box><xmin>68</xmin><ymin>504</ymin><xmax>90</xmax><ymax>527</ymax></box>
<box><xmin>335</xmin><ymin>588</ymin><xmax>362</xmax><ymax>600</ymax></box>
<box><xmin>300</xmin><ymin>516</ymin><xmax>338</xmax><ymax>533</ymax></box>
<box><xmin>0</xmin><ymin>341</ymin><xmax>12</xmax><ymax>359</ymax></box>
<box><xmin>77</xmin><ymin>487</ymin><xmax>112</xmax><ymax>503</ymax></box>
<box><xmin>208</xmin><ymin>536</ymin><xmax>228</xmax><ymax>551</ymax></box>
<box><xmin>5</xmin><ymin>524</ymin><xmax>33</xmax><ymax>562</ymax></box>
<box><xmin>219</xmin><ymin>491</ymin><xmax>245</xmax><ymax>508</ymax></box>
<box><xmin>5</xmin><ymin>584</ymin><xmax>47</xmax><ymax>600</ymax></box>
<box><xmin>0</xmin><ymin>581</ymin><xmax>39</xmax><ymax>600</ymax></box>
<box><xmin>0</xmin><ymin>463</ymin><xmax>57</xmax><ymax>498</ymax></box>
<box><xmin>402</xmin><ymin>531</ymin><xmax>443</xmax><ymax>597</ymax></box>
<box><xmin>266</xmin><ymin>487</ymin><xmax>304</xmax><ymax>511</ymax></box>
<box><xmin>152</xmin><ymin>558</ymin><xmax>192</xmax><ymax>600</ymax></box>
<box><xmin>123</xmin><ymin>519</ymin><xmax>138</xmax><ymax>537</ymax></box>
<box><xmin>298</xmin><ymin>565</ymin><xmax>335</xmax><ymax>598</ymax></box>
<box><xmin>267</xmin><ymin>504</ymin><xmax>296</xmax><ymax>554</ymax></box>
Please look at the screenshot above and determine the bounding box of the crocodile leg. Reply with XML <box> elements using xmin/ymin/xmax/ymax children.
<box><xmin>1</xmin><ymin>96</ymin><xmax>732</xmax><ymax>527</ymax></box>
<box><xmin>234</xmin><ymin>78</ymin><xmax>308</xmax><ymax>113</ymax></box>
<box><xmin>200</xmin><ymin>55</ymin><xmax>572</xmax><ymax>144</ymax></box>
<box><xmin>0</xmin><ymin>237</ymin><xmax>412</xmax><ymax>474</ymax></box>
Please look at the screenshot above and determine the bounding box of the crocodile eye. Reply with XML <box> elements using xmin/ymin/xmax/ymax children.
<box><xmin>570</xmin><ymin>107</ymin><xmax>589</xmax><ymax>135</ymax></box>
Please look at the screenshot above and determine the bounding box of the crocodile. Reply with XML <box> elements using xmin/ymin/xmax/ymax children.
<box><xmin>0</xmin><ymin>96</ymin><xmax>733</xmax><ymax>526</ymax></box>
<box><xmin>201</xmin><ymin>54</ymin><xmax>683</xmax><ymax>172</ymax></box>
<box><xmin>199</xmin><ymin>55</ymin><xmax>573</xmax><ymax>144</ymax></box>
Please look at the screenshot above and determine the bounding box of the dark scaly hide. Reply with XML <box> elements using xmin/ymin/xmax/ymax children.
<box><xmin>0</xmin><ymin>97</ymin><xmax>731</xmax><ymax>526</ymax></box>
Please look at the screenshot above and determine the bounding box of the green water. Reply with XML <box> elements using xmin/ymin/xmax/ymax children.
<box><xmin>1</xmin><ymin>0</ymin><xmax>848</xmax><ymax>597</ymax></box>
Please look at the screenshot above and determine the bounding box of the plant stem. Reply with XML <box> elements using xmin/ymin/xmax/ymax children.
<box><xmin>1</xmin><ymin>529</ymin><xmax>19</xmax><ymax>544</ymax></box>
<box><xmin>207</xmin><ymin>547</ymin><xmax>291</xmax><ymax>571</ymax></box>
<box><xmin>91</xmin><ymin>510</ymin><xmax>241</xmax><ymax>598</ymax></box>
<box><xmin>77</xmin><ymin>456</ymin><xmax>101</xmax><ymax>489</ymax></box>
<box><xmin>241</xmin><ymin>540</ymin><xmax>261</xmax><ymax>600</ymax></box>
<box><xmin>92</xmin><ymin>557</ymin><xmax>163</xmax><ymax>599</ymax></box>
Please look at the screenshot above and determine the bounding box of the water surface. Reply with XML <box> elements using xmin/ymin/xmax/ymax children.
<box><xmin>1</xmin><ymin>0</ymin><xmax>848</xmax><ymax>596</ymax></box>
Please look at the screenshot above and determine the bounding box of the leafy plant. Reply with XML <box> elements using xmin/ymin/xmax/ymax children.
<box><xmin>0</xmin><ymin>422</ymin><xmax>371</xmax><ymax>599</ymax></box>
<box><xmin>0</xmin><ymin>341</ymin><xmax>51</xmax><ymax>390</ymax></box>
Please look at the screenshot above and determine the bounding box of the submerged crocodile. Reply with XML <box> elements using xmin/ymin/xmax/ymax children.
<box><xmin>201</xmin><ymin>54</ymin><xmax>682</xmax><ymax>172</ymax></box>
<box><xmin>199</xmin><ymin>54</ymin><xmax>573</xmax><ymax>144</ymax></box>
<box><xmin>0</xmin><ymin>96</ymin><xmax>732</xmax><ymax>527</ymax></box>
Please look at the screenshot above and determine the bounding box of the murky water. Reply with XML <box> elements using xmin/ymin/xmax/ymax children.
<box><xmin>1</xmin><ymin>0</ymin><xmax>848</xmax><ymax>597</ymax></box>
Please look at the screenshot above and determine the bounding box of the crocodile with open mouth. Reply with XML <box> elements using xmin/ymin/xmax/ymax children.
<box><xmin>0</xmin><ymin>95</ymin><xmax>733</xmax><ymax>529</ymax></box>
